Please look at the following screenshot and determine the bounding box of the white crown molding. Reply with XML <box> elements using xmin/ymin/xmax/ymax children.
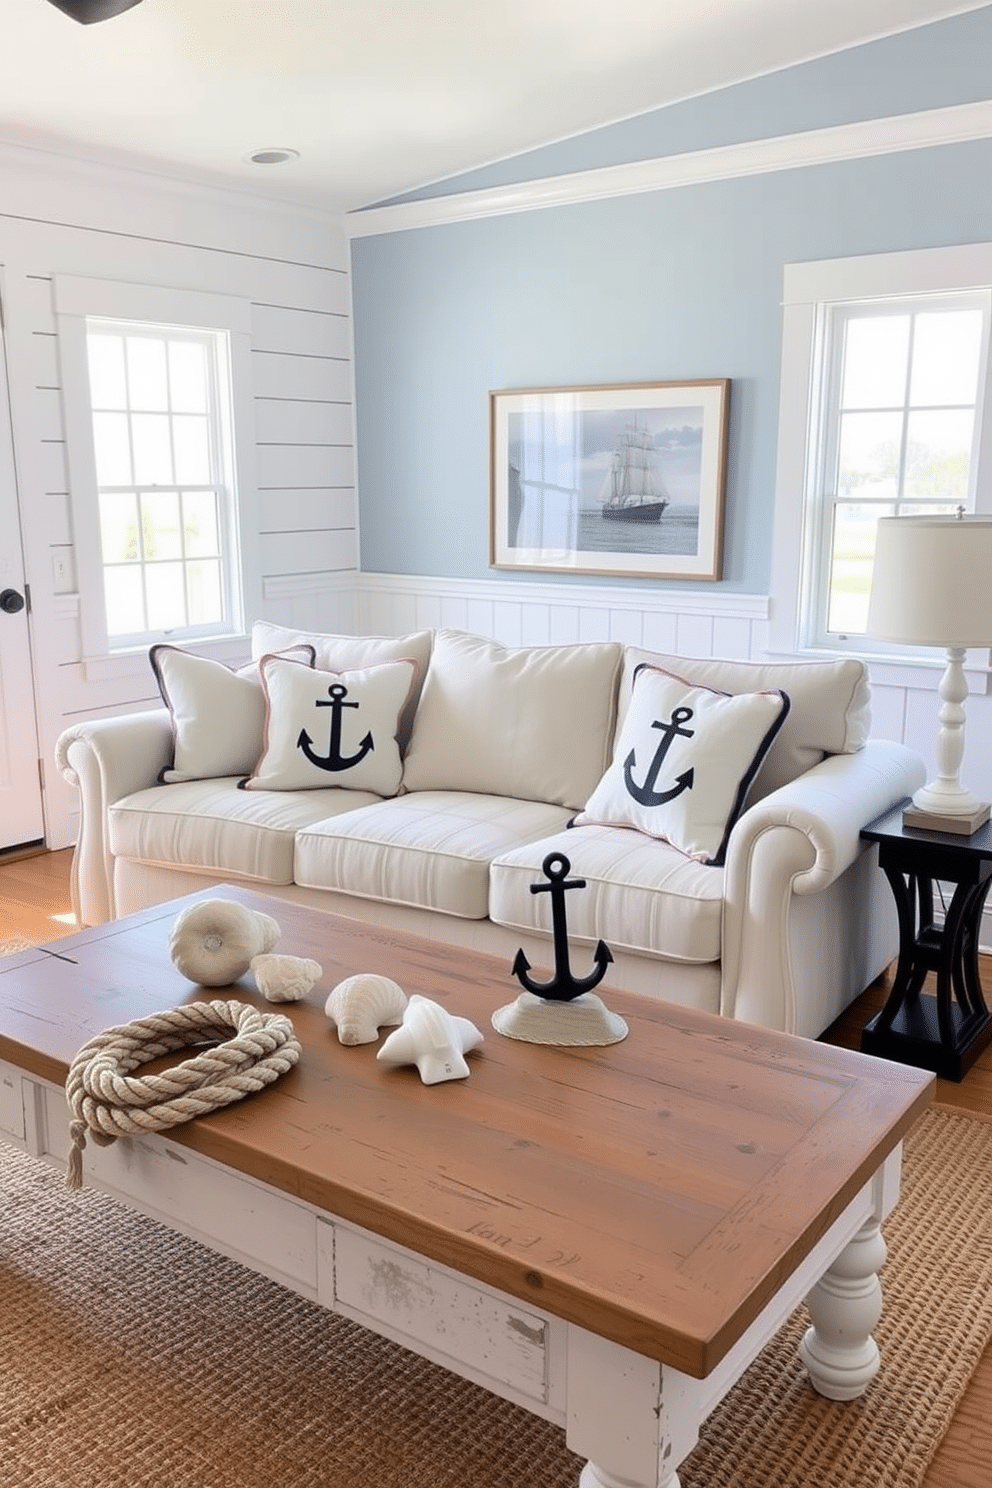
<box><xmin>356</xmin><ymin>570</ymin><xmax>770</xmax><ymax>619</ymax></box>
<box><xmin>346</xmin><ymin>99</ymin><xmax>992</xmax><ymax>239</ymax></box>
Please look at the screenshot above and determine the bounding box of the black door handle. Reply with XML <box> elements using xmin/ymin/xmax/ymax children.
<box><xmin>0</xmin><ymin>588</ymin><xmax>25</xmax><ymax>615</ymax></box>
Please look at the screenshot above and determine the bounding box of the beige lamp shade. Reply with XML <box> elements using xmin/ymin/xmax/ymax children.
<box><xmin>867</xmin><ymin>515</ymin><xmax>992</xmax><ymax>648</ymax></box>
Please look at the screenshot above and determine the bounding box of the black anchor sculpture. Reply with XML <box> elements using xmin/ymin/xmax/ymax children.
<box><xmin>298</xmin><ymin>683</ymin><xmax>374</xmax><ymax>772</ymax></box>
<box><xmin>511</xmin><ymin>852</ymin><xmax>613</xmax><ymax>1002</ymax></box>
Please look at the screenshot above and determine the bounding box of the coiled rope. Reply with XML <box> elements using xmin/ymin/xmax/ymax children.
<box><xmin>65</xmin><ymin>1000</ymin><xmax>302</xmax><ymax>1191</ymax></box>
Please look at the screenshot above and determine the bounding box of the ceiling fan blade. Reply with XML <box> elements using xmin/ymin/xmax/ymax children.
<box><xmin>47</xmin><ymin>0</ymin><xmax>143</xmax><ymax>22</ymax></box>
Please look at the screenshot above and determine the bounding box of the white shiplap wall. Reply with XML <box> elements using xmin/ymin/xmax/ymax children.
<box><xmin>0</xmin><ymin>145</ymin><xmax>356</xmax><ymax>848</ymax></box>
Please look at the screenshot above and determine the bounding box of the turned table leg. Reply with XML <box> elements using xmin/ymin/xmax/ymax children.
<box><xmin>798</xmin><ymin>1219</ymin><xmax>887</xmax><ymax>1400</ymax></box>
<box><xmin>579</xmin><ymin>1464</ymin><xmax>680</xmax><ymax>1488</ymax></box>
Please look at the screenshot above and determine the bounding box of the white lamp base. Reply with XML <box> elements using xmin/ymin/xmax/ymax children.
<box><xmin>902</xmin><ymin>646</ymin><xmax>991</xmax><ymax>834</ymax></box>
<box><xmin>903</xmin><ymin>794</ymin><xmax>991</xmax><ymax>836</ymax></box>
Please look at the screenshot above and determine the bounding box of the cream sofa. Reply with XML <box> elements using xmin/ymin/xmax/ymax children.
<box><xmin>55</xmin><ymin>624</ymin><xmax>924</xmax><ymax>1040</ymax></box>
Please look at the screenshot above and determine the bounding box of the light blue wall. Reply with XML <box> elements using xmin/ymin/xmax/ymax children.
<box><xmin>350</xmin><ymin>6</ymin><xmax>992</xmax><ymax>594</ymax></box>
<box><xmin>369</xmin><ymin>4</ymin><xmax>992</xmax><ymax>204</ymax></box>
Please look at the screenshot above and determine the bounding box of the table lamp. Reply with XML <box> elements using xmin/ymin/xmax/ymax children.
<box><xmin>867</xmin><ymin>513</ymin><xmax>992</xmax><ymax>834</ymax></box>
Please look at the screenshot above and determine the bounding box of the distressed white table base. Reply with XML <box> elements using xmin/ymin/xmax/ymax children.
<box><xmin>566</xmin><ymin>1154</ymin><xmax>900</xmax><ymax>1488</ymax></box>
<box><xmin>1</xmin><ymin>1062</ymin><xmax>901</xmax><ymax>1488</ymax></box>
<box><xmin>576</xmin><ymin>1216</ymin><xmax>890</xmax><ymax>1486</ymax></box>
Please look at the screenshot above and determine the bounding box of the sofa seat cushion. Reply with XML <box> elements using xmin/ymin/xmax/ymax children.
<box><xmin>294</xmin><ymin>791</ymin><xmax>574</xmax><ymax>919</ymax></box>
<box><xmin>489</xmin><ymin>824</ymin><xmax>724</xmax><ymax>963</ymax></box>
<box><xmin>108</xmin><ymin>779</ymin><xmax>382</xmax><ymax>886</ymax></box>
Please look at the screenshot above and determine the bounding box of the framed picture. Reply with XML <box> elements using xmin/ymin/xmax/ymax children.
<box><xmin>490</xmin><ymin>380</ymin><xmax>730</xmax><ymax>581</ymax></box>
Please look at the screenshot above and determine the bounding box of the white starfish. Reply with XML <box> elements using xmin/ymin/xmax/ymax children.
<box><xmin>376</xmin><ymin>994</ymin><xmax>483</xmax><ymax>1084</ymax></box>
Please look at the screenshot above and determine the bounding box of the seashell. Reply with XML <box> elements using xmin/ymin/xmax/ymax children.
<box><xmin>325</xmin><ymin>974</ymin><xmax>408</xmax><ymax>1045</ymax></box>
<box><xmin>170</xmin><ymin>899</ymin><xmax>280</xmax><ymax>987</ymax></box>
<box><xmin>376</xmin><ymin>994</ymin><xmax>483</xmax><ymax>1084</ymax></box>
<box><xmin>250</xmin><ymin>953</ymin><xmax>323</xmax><ymax>1003</ymax></box>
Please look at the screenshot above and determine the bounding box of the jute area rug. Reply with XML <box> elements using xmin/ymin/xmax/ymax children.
<box><xmin>1</xmin><ymin>1105</ymin><xmax>990</xmax><ymax>1488</ymax></box>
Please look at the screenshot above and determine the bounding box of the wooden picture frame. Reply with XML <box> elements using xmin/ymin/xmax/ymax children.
<box><xmin>490</xmin><ymin>379</ymin><xmax>730</xmax><ymax>581</ymax></box>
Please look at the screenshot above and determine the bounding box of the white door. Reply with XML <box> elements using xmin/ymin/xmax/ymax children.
<box><xmin>0</xmin><ymin>298</ymin><xmax>45</xmax><ymax>851</ymax></box>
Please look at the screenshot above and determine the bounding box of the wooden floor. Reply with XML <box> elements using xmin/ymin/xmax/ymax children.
<box><xmin>0</xmin><ymin>845</ymin><xmax>77</xmax><ymax>951</ymax></box>
<box><xmin>0</xmin><ymin>847</ymin><xmax>989</xmax><ymax>1485</ymax></box>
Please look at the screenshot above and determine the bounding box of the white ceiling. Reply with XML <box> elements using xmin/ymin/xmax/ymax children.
<box><xmin>0</xmin><ymin>0</ymin><xmax>984</xmax><ymax>214</ymax></box>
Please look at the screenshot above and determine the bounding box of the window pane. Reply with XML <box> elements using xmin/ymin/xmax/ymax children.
<box><xmin>92</xmin><ymin>411</ymin><xmax>132</xmax><ymax>486</ymax></box>
<box><xmin>145</xmin><ymin>562</ymin><xmax>186</xmax><ymax>630</ymax></box>
<box><xmin>141</xmin><ymin>491</ymin><xmax>182</xmax><ymax>560</ymax></box>
<box><xmin>169</xmin><ymin>341</ymin><xmax>208</xmax><ymax>413</ymax></box>
<box><xmin>104</xmin><ymin>564</ymin><xmax>145</xmax><ymax>636</ymax></box>
<box><xmin>82</xmin><ymin>317</ymin><xmax>238</xmax><ymax>650</ymax></box>
<box><xmin>173</xmin><ymin>415</ymin><xmax>211</xmax><ymax>484</ymax></box>
<box><xmin>87</xmin><ymin>335</ymin><xmax>126</xmax><ymax>408</ymax></box>
<box><xmin>910</xmin><ymin>311</ymin><xmax>983</xmax><ymax>407</ymax></box>
<box><xmin>835</xmin><ymin>410</ymin><xmax>903</xmax><ymax>498</ymax></box>
<box><xmin>126</xmin><ymin>337</ymin><xmax>169</xmax><ymax>411</ymax></box>
<box><xmin>131</xmin><ymin>413</ymin><xmax>173</xmax><ymax>484</ymax></box>
<box><xmin>827</xmin><ymin>503</ymin><xmax>895</xmax><ymax>635</ymax></box>
<box><xmin>904</xmin><ymin>409</ymin><xmax>974</xmax><ymax>500</ymax></box>
<box><xmin>828</xmin><ymin>500</ymin><xmax>962</xmax><ymax>634</ymax></box>
<box><xmin>99</xmin><ymin>492</ymin><xmax>140</xmax><ymax>563</ymax></box>
<box><xmin>841</xmin><ymin>317</ymin><xmax>910</xmax><ymax>410</ymax></box>
<box><xmin>182</xmin><ymin>491</ymin><xmax>220</xmax><ymax>556</ymax></box>
<box><xmin>186</xmin><ymin>560</ymin><xmax>222</xmax><ymax>625</ymax></box>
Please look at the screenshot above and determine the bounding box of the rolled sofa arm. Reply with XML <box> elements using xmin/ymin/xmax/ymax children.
<box><xmin>720</xmin><ymin>739</ymin><xmax>926</xmax><ymax>1037</ymax></box>
<box><xmin>55</xmin><ymin>710</ymin><xmax>174</xmax><ymax>928</ymax></box>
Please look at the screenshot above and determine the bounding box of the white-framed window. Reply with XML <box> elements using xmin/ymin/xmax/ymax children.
<box><xmin>771</xmin><ymin>244</ymin><xmax>992</xmax><ymax>665</ymax></box>
<box><xmin>55</xmin><ymin>278</ymin><xmax>259</xmax><ymax>664</ymax></box>
<box><xmin>86</xmin><ymin>319</ymin><xmax>236</xmax><ymax>645</ymax></box>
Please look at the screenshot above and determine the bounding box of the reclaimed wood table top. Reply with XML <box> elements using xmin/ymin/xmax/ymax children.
<box><xmin>0</xmin><ymin>885</ymin><xmax>934</xmax><ymax>1378</ymax></box>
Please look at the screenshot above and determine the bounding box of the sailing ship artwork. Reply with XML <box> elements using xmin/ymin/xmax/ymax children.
<box><xmin>491</xmin><ymin>381</ymin><xmax>729</xmax><ymax>581</ymax></box>
<box><xmin>600</xmin><ymin>419</ymin><xmax>669</xmax><ymax>525</ymax></box>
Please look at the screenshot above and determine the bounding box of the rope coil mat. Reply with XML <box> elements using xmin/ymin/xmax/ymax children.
<box><xmin>66</xmin><ymin>1000</ymin><xmax>302</xmax><ymax>1191</ymax></box>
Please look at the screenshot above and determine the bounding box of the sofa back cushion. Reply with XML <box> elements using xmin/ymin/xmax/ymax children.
<box><xmin>619</xmin><ymin>647</ymin><xmax>871</xmax><ymax>803</ymax></box>
<box><xmin>402</xmin><ymin>629</ymin><xmax>623</xmax><ymax>810</ymax></box>
<box><xmin>251</xmin><ymin>622</ymin><xmax>433</xmax><ymax>748</ymax></box>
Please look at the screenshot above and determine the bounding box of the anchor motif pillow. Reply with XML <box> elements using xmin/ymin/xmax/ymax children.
<box><xmin>574</xmin><ymin>664</ymin><xmax>790</xmax><ymax>866</ymax></box>
<box><xmin>241</xmin><ymin>654</ymin><xmax>420</xmax><ymax>796</ymax></box>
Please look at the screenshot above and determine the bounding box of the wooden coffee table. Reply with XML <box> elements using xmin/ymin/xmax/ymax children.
<box><xmin>0</xmin><ymin>887</ymin><xmax>933</xmax><ymax>1488</ymax></box>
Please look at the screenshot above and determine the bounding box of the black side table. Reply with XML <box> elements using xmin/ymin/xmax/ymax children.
<box><xmin>860</xmin><ymin>802</ymin><xmax>992</xmax><ymax>1080</ymax></box>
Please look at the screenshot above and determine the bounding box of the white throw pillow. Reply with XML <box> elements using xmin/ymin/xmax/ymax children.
<box><xmin>241</xmin><ymin>654</ymin><xmax>419</xmax><ymax>795</ymax></box>
<box><xmin>151</xmin><ymin>643</ymin><xmax>314</xmax><ymax>783</ymax></box>
<box><xmin>619</xmin><ymin>646</ymin><xmax>869</xmax><ymax>803</ymax></box>
<box><xmin>250</xmin><ymin>621</ymin><xmax>433</xmax><ymax>748</ymax></box>
<box><xmin>575</xmin><ymin>664</ymin><xmax>790</xmax><ymax>865</ymax></box>
<box><xmin>401</xmin><ymin>629</ymin><xmax>623</xmax><ymax>811</ymax></box>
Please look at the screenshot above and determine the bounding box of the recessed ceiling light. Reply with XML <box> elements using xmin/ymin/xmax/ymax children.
<box><xmin>245</xmin><ymin>148</ymin><xmax>300</xmax><ymax>167</ymax></box>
